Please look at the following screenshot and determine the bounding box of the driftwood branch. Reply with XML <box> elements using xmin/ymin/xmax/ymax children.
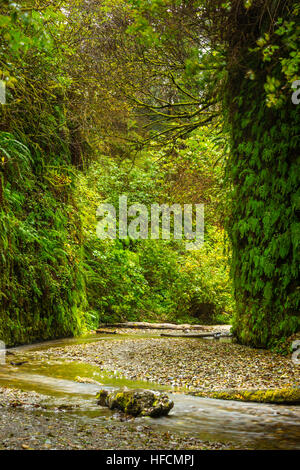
<box><xmin>98</xmin><ymin>322</ymin><xmax>210</xmax><ymax>331</ymax></box>
<box><xmin>96</xmin><ymin>329</ymin><xmax>117</xmax><ymax>334</ymax></box>
<box><xmin>160</xmin><ymin>333</ymin><xmax>215</xmax><ymax>338</ymax></box>
<box><xmin>160</xmin><ymin>332</ymin><xmax>232</xmax><ymax>339</ymax></box>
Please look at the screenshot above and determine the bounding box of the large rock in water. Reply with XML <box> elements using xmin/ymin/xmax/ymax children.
<box><xmin>96</xmin><ymin>389</ymin><xmax>174</xmax><ymax>417</ymax></box>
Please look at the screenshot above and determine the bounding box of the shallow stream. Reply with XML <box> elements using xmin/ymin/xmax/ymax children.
<box><xmin>0</xmin><ymin>333</ymin><xmax>299</xmax><ymax>450</ymax></box>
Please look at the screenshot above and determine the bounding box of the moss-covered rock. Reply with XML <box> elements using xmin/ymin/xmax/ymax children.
<box><xmin>96</xmin><ymin>388</ymin><xmax>174</xmax><ymax>417</ymax></box>
<box><xmin>194</xmin><ymin>388</ymin><xmax>300</xmax><ymax>404</ymax></box>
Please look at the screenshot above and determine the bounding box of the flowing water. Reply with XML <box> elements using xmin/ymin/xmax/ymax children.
<box><xmin>0</xmin><ymin>334</ymin><xmax>299</xmax><ymax>450</ymax></box>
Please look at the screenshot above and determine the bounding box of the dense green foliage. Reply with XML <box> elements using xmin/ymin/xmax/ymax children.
<box><xmin>0</xmin><ymin>0</ymin><xmax>299</xmax><ymax>350</ymax></box>
<box><xmin>77</xmin><ymin>134</ymin><xmax>233</xmax><ymax>327</ymax></box>
<box><xmin>105</xmin><ymin>0</ymin><xmax>300</xmax><ymax>349</ymax></box>
<box><xmin>224</xmin><ymin>2</ymin><xmax>300</xmax><ymax>348</ymax></box>
<box><xmin>0</xmin><ymin>2</ymin><xmax>87</xmax><ymax>345</ymax></box>
<box><xmin>0</xmin><ymin>132</ymin><xmax>87</xmax><ymax>345</ymax></box>
<box><xmin>0</xmin><ymin>1</ymin><xmax>232</xmax><ymax>346</ymax></box>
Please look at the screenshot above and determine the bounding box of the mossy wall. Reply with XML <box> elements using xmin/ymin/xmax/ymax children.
<box><xmin>226</xmin><ymin>1</ymin><xmax>300</xmax><ymax>348</ymax></box>
<box><xmin>0</xmin><ymin>134</ymin><xmax>87</xmax><ymax>346</ymax></box>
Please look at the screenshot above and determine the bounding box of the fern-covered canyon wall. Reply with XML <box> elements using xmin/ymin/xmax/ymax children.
<box><xmin>225</xmin><ymin>1</ymin><xmax>300</xmax><ymax>348</ymax></box>
<box><xmin>0</xmin><ymin>1</ymin><xmax>299</xmax><ymax>351</ymax></box>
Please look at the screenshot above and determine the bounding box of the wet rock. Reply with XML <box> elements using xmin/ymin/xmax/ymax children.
<box><xmin>75</xmin><ymin>376</ymin><xmax>101</xmax><ymax>385</ymax></box>
<box><xmin>96</xmin><ymin>389</ymin><xmax>174</xmax><ymax>417</ymax></box>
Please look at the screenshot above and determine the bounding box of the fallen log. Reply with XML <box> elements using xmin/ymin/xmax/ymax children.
<box><xmin>161</xmin><ymin>333</ymin><xmax>214</xmax><ymax>338</ymax></box>
<box><xmin>96</xmin><ymin>329</ymin><xmax>117</xmax><ymax>335</ymax></box>
<box><xmin>98</xmin><ymin>322</ymin><xmax>209</xmax><ymax>331</ymax></box>
<box><xmin>160</xmin><ymin>332</ymin><xmax>232</xmax><ymax>339</ymax></box>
